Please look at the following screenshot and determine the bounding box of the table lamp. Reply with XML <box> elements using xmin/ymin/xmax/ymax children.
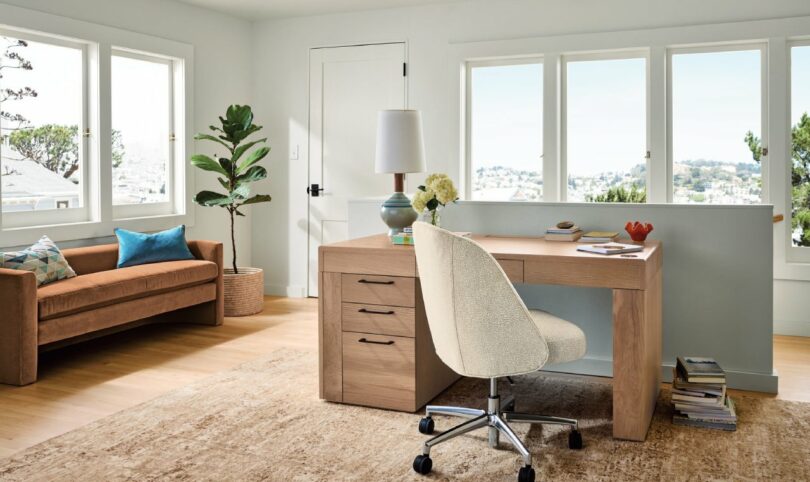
<box><xmin>375</xmin><ymin>109</ymin><xmax>426</xmax><ymax>236</ymax></box>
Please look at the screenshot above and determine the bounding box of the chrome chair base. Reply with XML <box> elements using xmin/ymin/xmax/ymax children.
<box><xmin>413</xmin><ymin>378</ymin><xmax>581</xmax><ymax>482</ymax></box>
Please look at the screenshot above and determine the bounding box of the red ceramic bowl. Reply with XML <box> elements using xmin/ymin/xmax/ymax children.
<box><xmin>625</xmin><ymin>221</ymin><xmax>653</xmax><ymax>242</ymax></box>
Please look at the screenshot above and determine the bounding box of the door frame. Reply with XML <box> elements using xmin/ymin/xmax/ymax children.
<box><xmin>306</xmin><ymin>40</ymin><xmax>409</xmax><ymax>297</ymax></box>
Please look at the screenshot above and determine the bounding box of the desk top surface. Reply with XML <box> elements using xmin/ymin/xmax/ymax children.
<box><xmin>323</xmin><ymin>233</ymin><xmax>661</xmax><ymax>263</ymax></box>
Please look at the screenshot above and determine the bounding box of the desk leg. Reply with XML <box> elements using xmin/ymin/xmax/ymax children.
<box><xmin>612</xmin><ymin>269</ymin><xmax>662</xmax><ymax>441</ymax></box>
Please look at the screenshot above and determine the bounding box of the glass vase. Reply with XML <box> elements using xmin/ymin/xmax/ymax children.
<box><xmin>423</xmin><ymin>209</ymin><xmax>441</xmax><ymax>227</ymax></box>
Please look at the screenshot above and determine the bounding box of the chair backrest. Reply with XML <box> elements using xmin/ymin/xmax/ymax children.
<box><xmin>413</xmin><ymin>222</ymin><xmax>549</xmax><ymax>378</ymax></box>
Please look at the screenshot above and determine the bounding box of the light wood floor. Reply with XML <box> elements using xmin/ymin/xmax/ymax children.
<box><xmin>0</xmin><ymin>296</ymin><xmax>807</xmax><ymax>458</ymax></box>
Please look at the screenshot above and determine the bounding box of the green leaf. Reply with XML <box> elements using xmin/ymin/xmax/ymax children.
<box><xmin>234</xmin><ymin>210</ymin><xmax>246</xmax><ymax>217</ymax></box>
<box><xmin>418</xmin><ymin>185</ymin><xmax>426</xmax><ymax>192</ymax></box>
<box><xmin>237</xmin><ymin>146</ymin><xmax>270</xmax><ymax>173</ymax></box>
<box><xmin>232</xmin><ymin>139</ymin><xmax>267</xmax><ymax>164</ymax></box>
<box><xmin>194</xmin><ymin>190</ymin><xmax>232</xmax><ymax>207</ymax></box>
<box><xmin>231</xmin><ymin>184</ymin><xmax>250</xmax><ymax>200</ymax></box>
<box><xmin>227</xmin><ymin>105</ymin><xmax>253</xmax><ymax>129</ymax></box>
<box><xmin>426</xmin><ymin>198</ymin><xmax>439</xmax><ymax>211</ymax></box>
<box><xmin>237</xmin><ymin>165</ymin><xmax>267</xmax><ymax>183</ymax></box>
<box><xmin>240</xmin><ymin>194</ymin><xmax>272</xmax><ymax>206</ymax></box>
<box><xmin>219</xmin><ymin>157</ymin><xmax>233</xmax><ymax>174</ymax></box>
<box><xmin>217</xmin><ymin>177</ymin><xmax>230</xmax><ymax>191</ymax></box>
<box><xmin>195</xmin><ymin>133</ymin><xmax>231</xmax><ymax>151</ymax></box>
<box><xmin>191</xmin><ymin>155</ymin><xmax>228</xmax><ymax>176</ymax></box>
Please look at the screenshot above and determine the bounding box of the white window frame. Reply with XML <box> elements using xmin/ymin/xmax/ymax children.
<box><xmin>666</xmin><ymin>43</ymin><xmax>769</xmax><ymax>204</ymax></box>
<box><xmin>464</xmin><ymin>56</ymin><xmax>544</xmax><ymax>201</ymax></box>
<box><xmin>0</xmin><ymin>4</ymin><xmax>194</xmax><ymax>248</ymax></box>
<box><xmin>560</xmin><ymin>50</ymin><xmax>650</xmax><ymax>202</ymax></box>
<box><xmin>110</xmin><ymin>48</ymin><xmax>178</xmax><ymax>220</ymax></box>
<box><xmin>785</xmin><ymin>39</ymin><xmax>810</xmax><ymax>264</ymax></box>
<box><xmin>0</xmin><ymin>28</ymin><xmax>93</xmax><ymax>228</ymax></box>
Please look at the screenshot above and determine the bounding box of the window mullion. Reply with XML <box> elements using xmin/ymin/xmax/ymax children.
<box><xmin>649</xmin><ymin>47</ymin><xmax>668</xmax><ymax>203</ymax></box>
<box><xmin>96</xmin><ymin>43</ymin><xmax>113</xmax><ymax>224</ymax></box>
<box><xmin>544</xmin><ymin>53</ymin><xmax>561</xmax><ymax>202</ymax></box>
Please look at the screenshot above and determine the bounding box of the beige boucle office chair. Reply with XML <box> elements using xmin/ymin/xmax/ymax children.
<box><xmin>411</xmin><ymin>222</ymin><xmax>587</xmax><ymax>482</ymax></box>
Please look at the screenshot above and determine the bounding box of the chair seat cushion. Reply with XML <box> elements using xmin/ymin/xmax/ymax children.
<box><xmin>529</xmin><ymin>310</ymin><xmax>587</xmax><ymax>365</ymax></box>
<box><xmin>37</xmin><ymin>260</ymin><xmax>218</xmax><ymax>320</ymax></box>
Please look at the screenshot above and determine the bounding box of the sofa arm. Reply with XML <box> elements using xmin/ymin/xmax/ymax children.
<box><xmin>187</xmin><ymin>240</ymin><xmax>224</xmax><ymax>324</ymax></box>
<box><xmin>0</xmin><ymin>268</ymin><xmax>38</xmax><ymax>385</ymax></box>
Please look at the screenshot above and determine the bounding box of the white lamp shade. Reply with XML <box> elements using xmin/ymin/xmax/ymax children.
<box><xmin>375</xmin><ymin>110</ymin><xmax>427</xmax><ymax>174</ymax></box>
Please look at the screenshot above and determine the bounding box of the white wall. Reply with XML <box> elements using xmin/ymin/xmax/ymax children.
<box><xmin>0</xmin><ymin>0</ymin><xmax>254</xmax><ymax>267</ymax></box>
<box><xmin>250</xmin><ymin>0</ymin><xmax>810</xmax><ymax>305</ymax></box>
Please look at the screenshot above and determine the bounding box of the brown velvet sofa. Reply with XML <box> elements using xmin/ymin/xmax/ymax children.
<box><xmin>0</xmin><ymin>240</ymin><xmax>224</xmax><ymax>386</ymax></box>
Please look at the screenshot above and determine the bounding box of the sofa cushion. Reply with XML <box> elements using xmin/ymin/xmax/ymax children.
<box><xmin>37</xmin><ymin>260</ymin><xmax>218</xmax><ymax>320</ymax></box>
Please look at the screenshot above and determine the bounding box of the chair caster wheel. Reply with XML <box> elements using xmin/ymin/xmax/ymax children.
<box><xmin>418</xmin><ymin>417</ymin><xmax>435</xmax><ymax>434</ymax></box>
<box><xmin>518</xmin><ymin>465</ymin><xmax>535</xmax><ymax>482</ymax></box>
<box><xmin>413</xmin><ymin>454</ymin><xmax>432</xmax><ymax>475</ymax></box>
<box><xmin>569</xmin><ymin>429</ymin><xmax>583</xmax><ymax>450</ymax></box>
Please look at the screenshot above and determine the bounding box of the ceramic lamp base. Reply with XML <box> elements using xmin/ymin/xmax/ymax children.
<box><xmin>380</xmin><ymin>192</ymin><xmax>418</xmax><ymax>236</ymax></box>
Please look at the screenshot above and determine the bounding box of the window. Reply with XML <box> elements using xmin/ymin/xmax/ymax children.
<box><xmin>0</xmin><ymin>33</ymin><xmax>87</xmax><ymax>224</ymax></box>
<box><xmin>790</xmin><ymin>44</ymin><xmax>810</xmax><ymax>249</ymax></box>
<box><xmin>0</xmin><ymin>17</ymin><xmax>190</xmax><ymax>243</ymax></box>
<box><xmin>564</xmin><ymin>55</ymin><xmax>647</xmax><ymax>202</ymax></box>
<box><xmin>112</xmin><ymin>51</ymin><xmax>173</xmax><ymax>212</ymax></box>
<box><xmin>468</xmin><ymin>60</ymin><xmax>543</xmax><ymax>201</ymax></box>
<box><xmin>670</xmin><ymin>47</ymin><xmax>763</xmax><ymax>204</ymax></box>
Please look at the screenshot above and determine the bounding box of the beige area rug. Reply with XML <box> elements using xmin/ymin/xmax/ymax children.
<box><xmin>1</xmin><ymin>349</ymin><xmax>809</xmax><ymax>481</ymax></box>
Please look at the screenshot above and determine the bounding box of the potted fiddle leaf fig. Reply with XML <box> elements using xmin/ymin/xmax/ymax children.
<box><xmin>192</xmin><ymin>105</ymin><xmax>272</xmax><ymax>316</ymax></box>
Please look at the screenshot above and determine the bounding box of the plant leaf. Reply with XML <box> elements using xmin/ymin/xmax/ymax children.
<box><xmin>217</xmin><ymin>177</ymin><xmax>230</xmax><ymax>191</ymax></box>
<box><xmin>231</xmin><ymin>184</ymin><xmax>250</xmax><ymax>200</ymax></box>
<box><xmin>237</xmin><ymin>165</ymin><xmax>267</xmax><ymax>183</ymax></box>
<box><xmin>232</xmin><ymin>138</ymin><xmax>267</xmax><ymax>164</ymax></box>
<box><xmin>195</xmin><ymin>133</ymin><xmax>231</xmax><ymax>151</ymax></box>
<box><xmin>240</xmin><ymin>194</ymin><xmax>272</xmax><ymax>206</ymax></box>
<box><xmin>191</xmin><ymin>154</ymin><xmax>228</xmax><ymax>176</ymax></box>
<box><xmin>219</xmin><ymin>157</ymin><xmax>233</xmax><ymax>174</ymax></box>
<box><xmin>237</xmin><ymin>146</ymin><xmax>270</xmax><ymax>173</ymax></box>
<box><xmin>194</xmin><ymin>190</ymin><xmax>232</xmax><ymax>207</ymax></box>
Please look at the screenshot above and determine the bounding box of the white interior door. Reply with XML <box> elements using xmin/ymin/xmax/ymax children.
<box><xmin>308</xmin><ymin>43</ymin><xmax>407</xmax><ymax>296</ymax></box>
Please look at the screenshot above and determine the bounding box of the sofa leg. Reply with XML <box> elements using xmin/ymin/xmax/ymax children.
<box><xmin>168</xmin><ymin>301</ymin><xmax>223</xmax><ymax>326</ymax></box>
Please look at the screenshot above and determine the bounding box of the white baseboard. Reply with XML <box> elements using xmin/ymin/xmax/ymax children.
<box><xmin>774</xmin><ymin>318</ymin><xmax>810</xmax><ymax>337</ymax></box>
<box><xmin>542</xmin><ymin>356</ymin><xmax>778</xmax><ymax>393</ymax></box>
<box><xmin>264</xmin><ymin>284</ymin><xmax>307</xmax><ymax>297</ymax></box>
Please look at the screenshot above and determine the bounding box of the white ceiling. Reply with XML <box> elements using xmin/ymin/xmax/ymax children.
<box><xmin>175</xmin><ymin>0</ymin><xmax>470</xmax><ymax>20</ymax></box>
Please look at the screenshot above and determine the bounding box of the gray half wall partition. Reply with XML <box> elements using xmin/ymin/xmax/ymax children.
<box><xmin>348</xmin><ymin>199</ymin><xmax>777</xmax><ymax>393</ymax></box>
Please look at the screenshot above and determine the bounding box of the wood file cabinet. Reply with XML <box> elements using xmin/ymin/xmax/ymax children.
<box><xmin>319</xmin><ymin>235</ymin><xmax>525</xmax><ymax>412</ymax></box>
<box><xmin>319</xmin><ymin>237</ymin><xmax>460</xmax><ymax>412</ymax></box>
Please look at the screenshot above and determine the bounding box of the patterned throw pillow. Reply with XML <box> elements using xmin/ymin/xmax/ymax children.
<box><xmin>2</xmin><ymin>236</ymin><xmax>77</xmax><ymax>286</ymax></box>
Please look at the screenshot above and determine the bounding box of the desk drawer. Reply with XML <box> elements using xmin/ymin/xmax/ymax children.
<box><xmin>341</xmin><ymin>274</ymin><xmax>415</xmax><ymax>307</ymax></box>
<box><xmin>497</xmin><ymin>259</ymin><xmax>524</xmax><ymax>283</ymax></box>
<box><xmin>342</xmin><ymin>332</ymin><xmax>415</xmax><ymax>411</ymax></box>
<box><xmin>342</xmin><ymin>303</ymin><xmax>415</xmax><ymax>338</ymax></box>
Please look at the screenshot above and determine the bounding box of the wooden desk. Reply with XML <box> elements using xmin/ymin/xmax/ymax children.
<box><xmin>319</xmin><ymin>234</ymin><xmax>663</xmax><ymax>441</ymax></box>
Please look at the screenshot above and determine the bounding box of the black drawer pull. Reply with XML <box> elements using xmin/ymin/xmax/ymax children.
<box><xmin>358</xmin><ymin>338</ymin><xmax>395</xmax><ymax>345</ymax></box>
<box><xmin>358</xmin><ymin>279</ymin><xmax>394</xmax><ymax>285</ymax></box>
<box><xmin>358</xmin><ymin>308</ymin><xmax>395</xmax><ymax>315</ymax></box>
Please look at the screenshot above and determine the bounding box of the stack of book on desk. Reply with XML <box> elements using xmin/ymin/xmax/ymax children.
<box><xmin>545</xmin><ymin>225</ymin><xmax>582</xmax><ymax>242</ymax></box>
<box><xmin>671</xmin><ymin>356</ymin><xmax>737</xmax><ymax>431</ymax></box>
<box><xmin>578</xmin><ymin>231</ymin><xmax>619</xmax><ymax>243</ymax></box>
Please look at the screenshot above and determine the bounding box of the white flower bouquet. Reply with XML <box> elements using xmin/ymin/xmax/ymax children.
<box><xmin>411</xmin><ymin>173</ymin><xmax>459</xmax><ymax>226</ymax></box>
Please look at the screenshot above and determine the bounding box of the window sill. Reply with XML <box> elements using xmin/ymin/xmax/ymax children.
<box><xmin>0</xmin><ymin>211</ymin><xmax>194</xmax><ymax>249</ymax></box>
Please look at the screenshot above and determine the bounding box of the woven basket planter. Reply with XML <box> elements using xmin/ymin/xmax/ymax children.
<box><xmin>223</xmin><ymin>267</ymin><xmax>264</xmax><ymax>317</ymax></box>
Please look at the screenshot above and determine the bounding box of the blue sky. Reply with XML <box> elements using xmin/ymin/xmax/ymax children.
<box><xmin>793</xmin><ymin>46</ymin><xmax>810</xmax><ymax>125</ymax></box>
<box><xmin>471</xmin><ymin>49</ymin><xmax>766</xmax><ymax>176</ymax></box>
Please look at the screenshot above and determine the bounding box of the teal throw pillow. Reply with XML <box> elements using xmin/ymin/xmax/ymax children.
<box><xmin>114</xmin><ymin>225</ymin><xmax>195</xmax><ymax>268</ymax></box>
<box><xmin>2</xmin><ymin>235</ymin><xmax>77</xmax><ymax>286</ymax></box>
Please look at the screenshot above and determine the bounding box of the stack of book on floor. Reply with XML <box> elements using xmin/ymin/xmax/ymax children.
<box><xmin>545</xmin><ymin>225</ymin><xmax>582</xmax><ymax>242</ymax></box>
<box><xmin>671</xmin><ymin>356</ymin><xmax>737</xmax><ymax>431</ymax></box>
